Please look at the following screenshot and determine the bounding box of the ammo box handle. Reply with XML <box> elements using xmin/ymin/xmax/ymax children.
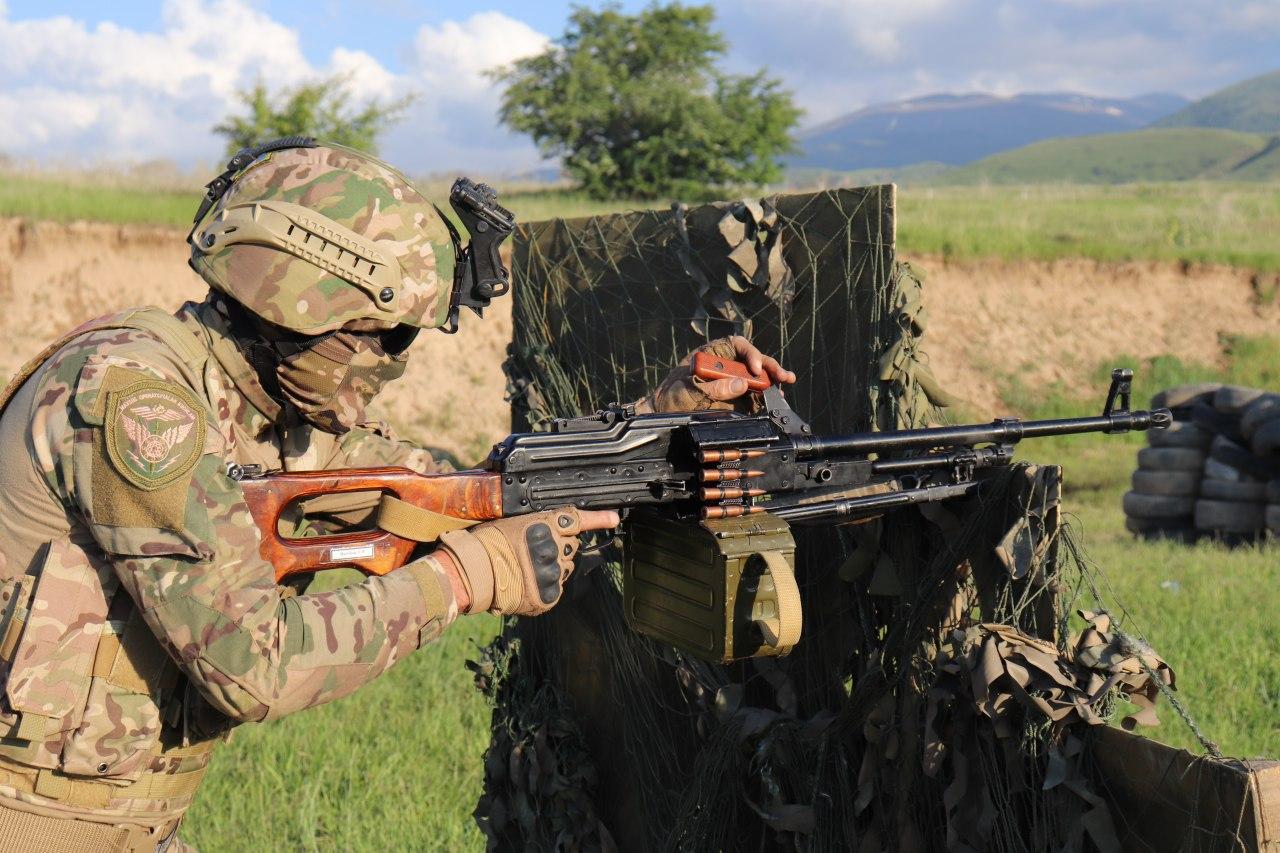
<box><xmin>756</xmin><ymin>551</ymin><xmax>802</xmax><ymax>650</ymax></box>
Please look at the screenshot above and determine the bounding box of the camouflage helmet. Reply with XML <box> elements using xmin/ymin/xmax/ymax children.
<box><xmin>189</xmin><ymin>139</ymin><xmax>456</xmax><ymax>335</ymax></box>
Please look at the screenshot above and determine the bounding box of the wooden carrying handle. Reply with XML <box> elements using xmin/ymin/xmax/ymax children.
<box><xmin>692</xmin><ymin>351</ymin><xmax>772</xmax><ymax>391</ymax></box>
<box><xmin>238</xmin><ymin>467</ymin><xmax>504</xmax><ymax>582</ymax></box>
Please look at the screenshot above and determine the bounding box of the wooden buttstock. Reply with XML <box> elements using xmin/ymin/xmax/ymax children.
<box><xmin>238</xmin><ymin>467</ymin><xmax>504</xmax><ymax>582</ymax></box>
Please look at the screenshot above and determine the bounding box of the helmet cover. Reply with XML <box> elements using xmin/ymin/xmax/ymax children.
<box><xmin>190</xmin><ymin>143</ymin><xmax>456</xmax><ymax>335</ymax></box>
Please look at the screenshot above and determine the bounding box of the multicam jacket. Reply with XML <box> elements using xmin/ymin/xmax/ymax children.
<box><xmin>0</xmin><ymin>297</ymin><xmax>458</xmax><ymax>829</ymax></box>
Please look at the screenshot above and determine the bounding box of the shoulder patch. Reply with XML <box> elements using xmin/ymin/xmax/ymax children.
<box><xmin>104</xmin><ymin>379</ymin><xmax>206</xmax><ymax>491</ymax></box>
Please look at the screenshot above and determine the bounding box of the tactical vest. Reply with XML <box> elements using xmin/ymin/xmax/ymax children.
<box><xmin>0</xmin><ymin>309</ymin><xmax>220</xmax><ymax>851</ymax></box>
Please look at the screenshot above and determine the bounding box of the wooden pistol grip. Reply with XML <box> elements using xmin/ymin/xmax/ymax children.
<box><xmin>692</xmin><ymin>351</ymin><xmax>772</xmax><ymax>391</ymax></box>
<box><xmin>238</xmin><ymin>467</ymin><xmax>504</xmax><ymax>582</ymax></box>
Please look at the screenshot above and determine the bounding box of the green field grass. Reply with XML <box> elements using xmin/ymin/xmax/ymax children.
<box><xmin>0</xmin><ymin>175</ymin><xmax>199</xmax><ymax>227</ymax></box>
<box><xmin>4</xmin><ymin>172</ymin><xmax>1279</xmax><ymax>272</ymax></box>
<box><xmin>991</xmin><ymin>337</ymin><xmax>1280</xmax><ymax>757</ymax></box>
<box><xmin>0</xmin><ymin>175</ymin><xmax>633</xmax><ymax>229</ymax></box>
<box><xmin>183</xmin><ymin>609</ymin><xmax>501</xmax><ymax>850</ymax></box>
<box><xmin>943</xmin><ymin>127</ymin><xmax>1277</xmax><ymax>184</ymax></box>
<box><xmin>896</xmin><ymin>182</ymin><xmax>1280</xmax><ymax>271</ymax></box>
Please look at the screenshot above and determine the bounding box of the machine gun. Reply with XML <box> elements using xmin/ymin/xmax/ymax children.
<box><xmin>236</xmin><ymin>357</ymin><xmax>1170</xmax><ymax>662</ymax></box>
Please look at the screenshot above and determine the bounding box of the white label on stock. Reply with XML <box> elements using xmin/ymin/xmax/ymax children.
<box><xmin>329</xmin><ymin>544</ymin><xmax>376</xmax><ymax>562</ymax></box>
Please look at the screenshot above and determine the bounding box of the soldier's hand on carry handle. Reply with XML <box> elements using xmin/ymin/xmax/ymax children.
<box><xmin>640</xmin><ymin>335</ymin><xmax>795</xmax><ymax>413</ymax></box>
<box><xmin>698</xmin><ymin>335</ymin><xmax>797</xmax><ymax>403</ymax></box>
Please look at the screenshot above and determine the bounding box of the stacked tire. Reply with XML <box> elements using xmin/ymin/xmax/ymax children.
<box><xmin>1194</xmin><ymin>386</ymin><xmax>1279</xmax><ymax>543</ymax></box>
<box><xmin>1125</xmin><ymin>383</ymin><xmax>1280</xmax><ymax>545</ymax></box>
<box><xmin>1123</xmin><ymin>384</ymin><xmax>1216</xmax><ymax>543</ymax></box>
<box><xmin>1241</xmin><ymin>392</ymin><xmax>1280</xmax><ymax>540</ymax></box>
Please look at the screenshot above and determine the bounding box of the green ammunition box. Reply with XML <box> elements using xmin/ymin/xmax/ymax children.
<box><xmin>622</xmin><ymin>509</ymin><xmax>801</xmax><ymax>663</ymax></box>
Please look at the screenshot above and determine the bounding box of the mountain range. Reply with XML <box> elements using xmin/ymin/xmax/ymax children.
<box><xmin>790</xmin><ymin>92</ymin><xmax>1188</xmax><ymax>172</ymax></box>
<box><xmin>787</xmin><ymin>70</ymin><xmax>1280</xmax><ymax>183</ymax></box>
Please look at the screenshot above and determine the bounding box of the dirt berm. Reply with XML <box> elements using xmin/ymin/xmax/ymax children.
<box><xmin>2</xmin><ymin>217</ymin><xmax>1277</xmax><ymax>458</ymax></box>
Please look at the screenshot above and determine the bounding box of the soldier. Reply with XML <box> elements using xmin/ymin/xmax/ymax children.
<box><xmin>0</xmin><ymin>139</ymin><xmax>794</xmax><ymax>850</ymax></box>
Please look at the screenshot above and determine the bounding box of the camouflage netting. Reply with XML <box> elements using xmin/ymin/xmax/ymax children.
<box><xmin>469</xmin><ymin>187</ymin><xmax>1217</xmax><ymax>852</ymax></box>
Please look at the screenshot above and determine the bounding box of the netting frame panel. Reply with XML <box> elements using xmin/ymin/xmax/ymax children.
<box><xmin>493</xmin><ymin>186</ymin><xmax>921</xmax><ymax>848</ymax></box>
<box><xmin>506</xmin><ymin>186</ymin><xmax>898</xmax><ymax>436</ymax></box>
<box><xmin>483</xmin><ymin>187</ymin><xmax>1079</xmax><ymax>852</ymax></box>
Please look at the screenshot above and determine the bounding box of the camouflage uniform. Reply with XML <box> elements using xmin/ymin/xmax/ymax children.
<box><xmin>0</xmin><ymin>143</ymin><xmax>464</xmax><ymax>850</ymax></box>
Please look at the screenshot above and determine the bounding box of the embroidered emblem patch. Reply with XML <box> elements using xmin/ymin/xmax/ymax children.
<box><xmin>105</xmin><ymin>380</ymin><xmax>206</xmax><ymax>490</ymax></box>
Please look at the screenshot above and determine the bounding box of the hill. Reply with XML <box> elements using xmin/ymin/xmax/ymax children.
<box><xmin>1157</xmin><ymin>70</ymin><xmax>1280</xmax><ymax>133</ymax></box>
<box><xmin>944</xmin><ymin>127</ymin><xmax>1278</xmax><ymax>184</ymax></box>
<box><xmin>789</xmin><ymin>91</ymin><xmax>1186</xmax><ymax>171</ymax></box>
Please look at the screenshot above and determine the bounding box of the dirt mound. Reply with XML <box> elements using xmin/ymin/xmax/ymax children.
<box><xmin>2</xmin><ymin>217</ymin><xmax>1277</xmax><ymax>453</ymax></box>
<box><xmin>0</xmin><ymin>218</ymin><xmax>512</xmax><ymax>463</ymax></box>
<box><xmin>921</xmin><ymin>256</ymin><xmax>1280</xmax><ymax>411</ymax></box>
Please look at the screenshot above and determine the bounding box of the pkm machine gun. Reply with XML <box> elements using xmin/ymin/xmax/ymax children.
<box><xmin>237</xmin><ymin>359</ymin><xmax>1170</xmax><ymax>662</ymax></box>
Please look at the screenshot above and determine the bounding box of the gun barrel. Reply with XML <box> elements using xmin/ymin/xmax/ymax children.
<box><xmin>794</xmin><ymin>408</ymin><xmax>1171</xmax><ymax>458</ymax></box>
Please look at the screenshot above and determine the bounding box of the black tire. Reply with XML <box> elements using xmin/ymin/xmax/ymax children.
<box><xmin>1210</xmin><ymin>434</ymin><xmax>1255</xmax><ymax>465</ymax></box>
<box><xmin>1147</xmin><ymin>420</ymin><xmax>1212</xmax><ymax>449</ymax></box>
<box><xmin>1268</xmin><ymin>480</ymin><xmax>1280</xmax><ymax>503</ymax></box>
<box><xmin>1252</xmin><ymin>418</ymin><xmax>1280</xmax><ymax>459</ymax></box>
<box><xmin>1136</xmin><ymin>447</ymin><xmax>1205</xmax><ymax>472</ymax></box>
<box><xmin>1131</xmin><ymin>470</ymin><xmax>1200</xmax><ymax>496</ymax></box>
<box><xmin>1267</xmin><ymin>505</ymin><xmax>1280</xmax><ymax>532</ymax></box>
<box><xmin>1211</xmin><ymin>434</ymin><xmax>1280</xmax><ymax>478</ymax></box>
<box><xmin>1203</xmin><ymin>456</ymin><xmax>1265</xmax><ymax>483</ymax></box>
<box><xmin>1194</xmin><ymin>499</ymin><xmax>1266</xmax><ymax>532</ymax></box>
<box><xmin>1150</xmin><ymin>383</ymin><xmax>1221</xmax><ymax>410</ymax></box>
<box><xmin>1240</xmin><ymin>393</ymin><xmax>1280</xmax><ymax>439</ymax></box>
<box><xmin>1214</xmin><ymin>385</ymin><xmax>1266</xmax><ymax>415</ymax></box>
<box><xmin>1124</xmin><ymin>517</ymin><xmax>1198</xmax><ymax>543</ymax></box>
<box><xmin>1198</xmin><ymin>479</ymin><xmax>1268</xmax><ymax>502</ymax></box>
<box><xmin>1190</xmin><ymin>402</ymin><xmax>1245</xmax><ymax>443</ymax></box>
<box><xmin>1123</xmin><ymin>491</ymin><xmax>1196</xmax><ymax>519</ymax></box>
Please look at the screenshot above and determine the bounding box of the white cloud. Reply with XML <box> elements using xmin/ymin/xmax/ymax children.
<box><xmin>1221</xmin><ymin>2</ymin><xmax>1280</xmax><ymax>31</ymax></box>
<box><xmin>0</xmin><ymin>1</ymin><xmax>547</xmax><ymax>175</ymax></box>
<box><xmin>715</xmin><ymin>0</ymin><xmax>1280</xmax><ymax>127</ymax></box>
<box><xmin>379</xmin><ymin>11</ymin><xmax>549</xmax><ymax>175</ymax></box>
<box><xmin>732</xmin><ymin>0</ymin><xmax>949</xmax><ymax>62</ymax></box>
<box><xmin>0</xmin><ymin>0</ymin><xmax>1276</xmax><ymax>174</ymax></box>
<box><xmin>0</xmin><ymin>0</ymin><xmax>345</xmax><ymax>166</ymax></box>
<box><xmin>409</xmin><ymin>11</ymin><xmax>548</xmax><ymax>94</ymax></box>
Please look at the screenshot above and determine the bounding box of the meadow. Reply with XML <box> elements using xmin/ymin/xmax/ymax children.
<box><xmin>995</xmin><ymin>338</ymin><xmax>1280</xmax><ymax>759</ymax></box>
<box><xmin>0</xmin><ymin>176</ymin><xmax>1277</xmax><ymax>848</ymax></box>
<box><xmin>3</xmin><ymin>171</ymin><xmax>1279</xmax><ymax>270</ymax></box>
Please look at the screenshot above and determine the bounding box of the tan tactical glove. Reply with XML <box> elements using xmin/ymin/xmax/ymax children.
<box><xmin>438</xmin><ymin>508</ymin><xmax>587</xmax><ymax>616</ymax></box>
<box><xmin>637</xmin><ymin>335</ymin><xmax>796</xmax><ymax>414</ymax></box>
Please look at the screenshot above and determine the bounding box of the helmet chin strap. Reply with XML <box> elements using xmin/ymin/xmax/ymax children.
<box><xmin>218</xmin><ymin>295</ymin><xmax>309</xmax><ymax>403</ymax></box>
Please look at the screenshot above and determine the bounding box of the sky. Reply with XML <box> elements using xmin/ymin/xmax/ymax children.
<box><xmin>1</xmin><ymin>0</ymin><xmax>1278</xmax><ymax>175</ymax></box>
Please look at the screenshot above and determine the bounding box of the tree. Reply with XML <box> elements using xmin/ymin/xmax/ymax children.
<box><xmin>214</xmin><ymin>74</ymin><xmax>413</xmax><ymax>155</ymax></box>
<box><xmin>494</xmin><ymin>3</ymin><xmax>800</xmax><ymax>199</ymax></box>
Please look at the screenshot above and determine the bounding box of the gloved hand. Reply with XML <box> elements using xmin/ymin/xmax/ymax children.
<box><xmin>637</xmin><ymin>335</ymin><xmax>796</xmax><ymax>414</ymax></box>
<box><xmin>436</xmin><ymin>508</ymin><xmax>619</xmax><ymax>616</ymax></box>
